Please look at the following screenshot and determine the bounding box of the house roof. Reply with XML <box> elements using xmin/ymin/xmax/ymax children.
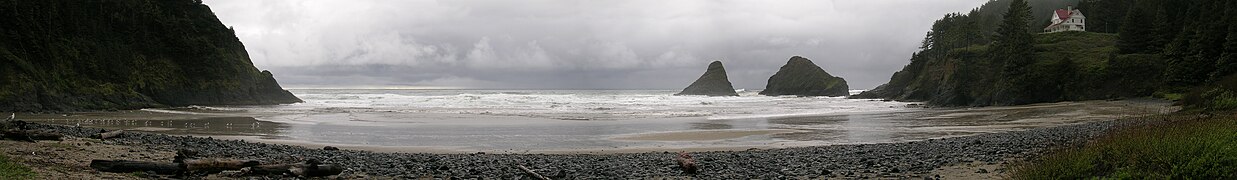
<box><xmin>1055</xmin><ymin>9</ymin><xmax>1072</xmax><ymax>20</ymax></box>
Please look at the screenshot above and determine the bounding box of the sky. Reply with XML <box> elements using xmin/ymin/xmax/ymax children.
<box><xmin>204</xmin><ymin>0</ymin><xmax>989</xmax><ymax>90</ymax></box>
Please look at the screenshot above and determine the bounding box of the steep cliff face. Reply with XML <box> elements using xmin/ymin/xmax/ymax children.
<box><xmin>852</xmin><ymin>32</ymin><xmax>1161</xmax><ymax>106</ymax></box>
<box><xmin>759</xmin><ymin>56</ymin><xmax>849</xmax><ymax>97</ymax></box>
<box><xmin>676</xmin><ymin>61</ymin><xmax>739</xmax><ymax>96</ymax></box>
<box><xmin>0</xmin><ymin>0</ymin><xmax>301</xmax><ymax>112</ymax></box>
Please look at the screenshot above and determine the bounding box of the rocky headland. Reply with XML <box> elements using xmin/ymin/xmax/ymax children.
<box><xmin>0</xmin><ymin>0</ymin><xmax>300</xmax><ymax>112</ymax></box>
<box><xmin>676</xmin><ymin>61</ymin><xmax>740</xmax><ymax>96</ymax></box>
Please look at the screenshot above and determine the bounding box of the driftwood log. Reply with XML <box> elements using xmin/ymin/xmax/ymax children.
<box><xmin>2</xmin><ymin>129</ymin><xmax>63</xmax><ymax>142</ymax></box>
<box><xmin>184</xmin><ymin>159</ymin><xmax>260</xmax><ymax>173</ymax></box>
<box><xmin>0</xmin><ymin>120</ymin><xmax>61</xmax><ymax>142</ymax></box>
<box><xmin>93</xmin><ymin>130</ymin><xmax>125</xmax><ymax>139</ymax></box>
<box><xmin>676</xmin><ymin>151</ymin><xmax>698</xmax><ymax>174</ymax></box>
<box><xmin>91</xmin><ymin>158</ymin><xmax>342</xmax><ymax>177</ymax></box>
<box><xmin>90</xmin><ymin>160</ymin><xmax>183</xmax><ymax>175</ymax></box>
<box><xmin>518</xmin><ymin>165</ymin><xmax>550</xmax><ymax>180</ymax></box>
<box><xmin>0</xmin><ymin>120</ymin><xmax>26</xmax><ymax>129</ymax></box>
<box><xmin>247</xmin><ymin>161</ymin><xmax>344</xmax><ymax>177</ymax></box>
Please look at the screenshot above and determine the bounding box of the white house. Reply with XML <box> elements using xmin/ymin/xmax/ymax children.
<box><xmin>1044</xmin><ymin>6</ymin><xmax>1085</xmax><ymax>33</ymax></box>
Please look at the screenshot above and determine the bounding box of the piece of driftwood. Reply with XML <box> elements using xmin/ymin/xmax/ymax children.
<box><xmin>0</xmin><ymin>120</ymin><xmax>26</xmax><ymax>130</ymax></box>
<box><xmin>246</xmin><ymin>159</ymin><xmax>343</xmax><ymax>177</ymax></box>
<box><xmin>27</xmin><ymin>130</ymin><xmax>63</xmax><ymax>141</ymax></box>
<box><xmin>184</xmin><ymin>159</ymin><xmax>260</xmax><ymax>173</ymax></box>
<box><xmin>93</xmin><ymin>130</ymin><xmax>125</xmax><ymax>139</ymax></box>
<box><xmin>2</xmin><ymin>129</ymin><xmax>63</xmax><ymax>142</ymax></box>
<box><xmin>518</xmin><ymin>165</ymin><xmax>551</xmax><ymax>180</ymax></box>
<box><xmin>676</xmin><ymin>151</ymin><xmax>698</xmax><ymax>174</ymax></box>
<box><xmin>173</xmin><ymin>149</ymin><xmax>200</xmax><ymax>164</ymax></box>
<box><xmin>90</xmin><ymin>160</ymin><xmax>183</xmax><ymax>175</ymax></box>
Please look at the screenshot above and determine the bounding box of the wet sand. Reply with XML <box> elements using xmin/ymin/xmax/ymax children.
<box><xmin>17</xmin><ymin>110</ymin><xmax>286</xmax><ymax>137</ymax></box>
<box><xmin>10</xmin><ymin>116</ymin><xmax>1146</xmax><ymax>179</ymax></box>
<box><xmin>611</xmin><ymin>129</ymin><xmax>805</xmax><ymax>141</ymax></box>
<box><xmin>13</xmin><ymin>99</ymin><xmax>1177</xmax><ymax>154</ymax></box>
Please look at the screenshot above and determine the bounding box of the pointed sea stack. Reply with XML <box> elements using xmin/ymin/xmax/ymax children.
<box><xmin>759</xmin><ymin>56</ymin><xmax>849</xmax><ymax>97</ymax></box>
<box><xmin>676</xmin><ymin>61</ymin><xmax>740</xmax><ymax>96</ymax></box>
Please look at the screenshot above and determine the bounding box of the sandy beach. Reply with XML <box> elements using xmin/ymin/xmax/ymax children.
<box><xmin>3</xmin><ymin>113</ymin><xmax>1155</xmax><ymax>179</ymax></box>
<box><xmin>13</xmin><ymin>99</ymin><xmax>1176</xmax><ymax>154</ymax></box>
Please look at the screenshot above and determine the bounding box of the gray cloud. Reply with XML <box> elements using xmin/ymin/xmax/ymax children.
<box><xmin>205</xmin><ymin>0</ymin><xmax>987</xmax><ymax>89</ymax></box>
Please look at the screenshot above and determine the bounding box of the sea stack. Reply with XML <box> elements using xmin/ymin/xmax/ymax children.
<box><xmin>759</xmin><ymin>56</ymin><xmax>849</xmax><ymax>97</ymax></box>
<box><xmin>676</xmin><ymin>61</ymin><xmax>740</xmax><ymax>96</ymax></box>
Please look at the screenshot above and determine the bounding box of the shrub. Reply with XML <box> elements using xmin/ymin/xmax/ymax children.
<box><xmin>1012</xmin><ymin>113</ymin><xmax>1237</xmax><ymax>179</ymax></box>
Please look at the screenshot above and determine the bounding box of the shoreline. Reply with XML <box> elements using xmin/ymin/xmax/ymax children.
<box><xmin>2</xmin><ymin>115</ymin><xmax>1151</xmax><ymax>179</ymax></box>
<box><xmin>7</xmin><ymin>99</ymin><xmax>1176</xmax><ymax>155</ymax></box>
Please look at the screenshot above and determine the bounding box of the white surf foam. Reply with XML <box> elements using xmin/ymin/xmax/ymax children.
<box><xmin>228</xmin><ymin>89</ymin><xmax>910</xmax><ymax>123</ymax></box>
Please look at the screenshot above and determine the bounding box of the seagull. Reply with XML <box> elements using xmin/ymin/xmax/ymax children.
<box><xmin>6</xmin><ymin>113</ymin><xmax>12</xmax><ymax>121</ymax></box>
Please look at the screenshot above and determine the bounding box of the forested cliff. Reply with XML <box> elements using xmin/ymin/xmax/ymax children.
<box><xmin>854</xmin><ymin>0</ymin><xmax>1237</xmax><ymax>108</ymax></box>
<box><xmin>0</xmin><ymin>0</ymin><xmax>301</xmax><ymax>112</ymax></box>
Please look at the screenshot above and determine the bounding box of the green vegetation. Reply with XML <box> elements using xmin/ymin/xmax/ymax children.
<box><xmin>0</xmin><ymin>0</ymin><xmax>301</xmax><ymax>112</ymax></box>
<box><xmin>992</xmin><ymin>0</ymin><xmax>1037</xmax><ymax>105</ymax></box>
<box><xmin>1184</xmin><ymin>75</ymin><xmax>1237</xmax><ymax>111</ymax></box>
<box><xmin>923</xmin><ymin>0</ymin><xmax>1237</xmax><ymax>178</ymax></box>
<box><xmin>0</xmin><ymin>154</ymin><xmax>36</xmax><ymax>180</ymax></box>
<box><xmin>1012</xmin><ymin>112</ymin><xmax>1237</xmax><ymax>179</ymax></box>
<box><xmin>857</xmin><ymin>0</ymin><xmax>1237</xmax><ymax>107</ymax></box>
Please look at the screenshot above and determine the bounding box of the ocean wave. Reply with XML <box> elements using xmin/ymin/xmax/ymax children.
<box><xmin>241</xmin><ymin>90</ymin><xmax>911</xmax><ymax>121</ymax></box>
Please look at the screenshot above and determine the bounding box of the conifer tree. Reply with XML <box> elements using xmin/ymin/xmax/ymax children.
<box><xmin>1211</xmin><ymin>0</ymin><xmax>1237</xmax><ymax>80</ymax></box>
<box><xmin>993</xmin><ymin>0</ymin><xmax>1035</xmax><ymax>104</ymax></box>
<box><xmin>1117</xmin><ymin>2</ymin><xmax>1154</xmax><ymax>54</ymax></box>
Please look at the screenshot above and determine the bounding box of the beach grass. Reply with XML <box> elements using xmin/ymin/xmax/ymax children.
<box><xmin>1011</xmin><ymin>112</ymin><xmax>1237</xmax><ymax>179</ymax></box>
<box><xmin>0</xmin><ymin>154</ymin><xmax>36</xmax><ymax>180</ymax></box>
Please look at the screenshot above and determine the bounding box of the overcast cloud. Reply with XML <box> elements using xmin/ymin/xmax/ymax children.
<box><xmin>204</xmin><ymin>0</ymin><xmax>987</xmax><ymax>89</ymax></box>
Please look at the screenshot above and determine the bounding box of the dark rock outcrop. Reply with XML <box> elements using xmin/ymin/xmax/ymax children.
<box><xmin>759</xmin><ymin>56</ymin><xmax>849</xmax><ymax>97</ymax></box>
<box><xmin>676</xmin><ymin>61</ymin><xmax>739</xmax><ymax>96</ymax></box>
<box><xmin>0</xmin><ymin>0</ymin><xmax>301</xmax><ymax>112</ymax></box>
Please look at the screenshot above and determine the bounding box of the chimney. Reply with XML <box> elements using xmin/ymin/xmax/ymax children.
<box><xmin>1067</xmin><ymin>5</ymin><xmax>1073</xmax><ymax>11</ymax></box>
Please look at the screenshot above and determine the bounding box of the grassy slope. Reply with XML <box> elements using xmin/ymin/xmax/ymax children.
<box><xmin>1032</xmin><ymin>31</ymin><xmax>1118</xmax><ymax>69</ymax></box>
<box><xmin>1012</xmin><ymin>112</ymin><xmax>1237</xmax><ymax>179</ymax></box>
<box><xmin>1016</xmin><ymin>75</ymin><xmax>1237</xmax><ymax>178</ymax></box>
<box><xmin>877</xmin><ymin>31</ymin><xmax>1147</xmax><ymax>106</ymax></box>
<box><xmin>0</xmin><ymin>154</ymin><xmax>35</xmax><ymax>179</ymax></box>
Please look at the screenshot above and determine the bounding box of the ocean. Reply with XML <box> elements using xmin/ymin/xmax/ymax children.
<box><xmin>140</xmin><ymin>89</ymin><xmax>1169</xmax><ymax>153</ymax></box>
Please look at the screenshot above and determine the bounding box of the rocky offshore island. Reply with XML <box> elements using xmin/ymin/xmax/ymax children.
<box><xmin>676</xmin><ymin>61</ymin><xmax>740</xmax><ymax>96</ymax></box>
<box><xmin>759</xmin><ymin>56</ymin><xmax>850</xmax><ymax>97</ymax></box>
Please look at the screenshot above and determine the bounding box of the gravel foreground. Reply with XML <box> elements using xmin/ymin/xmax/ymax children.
<box><xmin>24</xmin><ymin>120</ymin><xmax>1130</xmax><ymax>179</ymax></box>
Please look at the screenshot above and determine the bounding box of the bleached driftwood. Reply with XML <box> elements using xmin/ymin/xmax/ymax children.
<box><xmin>518</xmin><ymin>165</ymin><xmax>550</xmax><ymax>180</ymax></box>
<box><xmin>90</xmin><ymin>160</ymin><xmax>182</xmax><ymax>175</ymax></box>
<box><xmin>93</xmin><ymin>130</ymin><xmax>124</xmax><ymax>139</ymax></box>
<box><xmin>245</xmin><ymin>159</ymin><xmax>343</xmax><ymax>177</ymax></box>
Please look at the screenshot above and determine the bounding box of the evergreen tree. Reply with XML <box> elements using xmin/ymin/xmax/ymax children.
<box><xmin>1078</xmin><ymin>0</ymin><xmax>1132</xmax><ymax>33</ymax></box>
<box><xmin>1053</xmin><ymin>57</ymin><xmax>1079</xmax><ymax>100</ymax></box>
<box><xmin>1183</xmin><ymin>0</ymin><xmax>1224</xmax><ymax>84</ymax></box>
<box><xmin>993</xmin><ymin>0</ymin><xmax>1036</xmax><ymax>104</ymax></box>
<box><xmin>1149</xmin><ymin>8</ymin><xmax>1172</xmax><ymax>52</ymax></box>
<box><xmin>1162</xmin><ymin>0</ymin><xmax>1204</xmax><ymax>87</ymax></box>
<box><xmin>1117</xmin><ymin>1</ymin><xmax>1155</xmax><ymax>54</ymax></box>
<box><xmin>1211</xmin><ymin>0</ymin><xmax>1237</xmax><ymax>80</ymax></box>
